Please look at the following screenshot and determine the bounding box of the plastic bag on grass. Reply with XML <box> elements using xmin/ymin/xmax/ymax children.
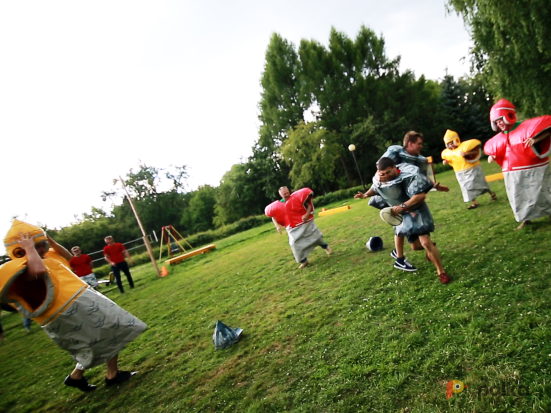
<box><xmin>213</xmin><ymin>320</ymin><xmax>243</xmax><ymax>350</ymax></box>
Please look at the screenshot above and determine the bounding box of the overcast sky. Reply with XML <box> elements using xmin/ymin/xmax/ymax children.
<box><xmin>0</xmin><ymin>0</ymin><xmax>472</xmax><ymax>253</ymax></box>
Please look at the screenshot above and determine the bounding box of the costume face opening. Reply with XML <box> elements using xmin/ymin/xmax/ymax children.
<box><xmin>9</xmin><ymin>271</ymin><xmax>48</xmax><ymax>312</ymax></box>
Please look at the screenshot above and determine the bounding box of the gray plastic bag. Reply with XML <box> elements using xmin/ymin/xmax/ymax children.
<box><xmin>213</xmin><ymin>320</ymin><xmax>243</xmax><ymax>350</ymax></box>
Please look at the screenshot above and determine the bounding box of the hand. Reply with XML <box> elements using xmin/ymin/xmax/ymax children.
<box><xmin>17</xmin><ymin>232</ymin><xmax>35</xmax><ymax>251</ymax></box>
<box><xmin>459</xmin><ymin>151</ymin><xmax>466</xmax><ymax>156</ymax></box>
<box><xmin>302</xmin><ymin>214</ymin><xmax>309</xmax><ymax>222</ymax></box>
<box><xmin>276</xmin><ymin>226</ymin><xmax>282</xmax><ymax>234</ymax></box>
<box><xmin>354</xmin><ymin>191</ymin><xmax>366</xmax><ymax>199</ymax></box>
<box><xmin>434</xmin><ymin>182</ymin><xmax>449</xmax><ymax>192</ymax></box>
<box><xmin>442</xmin><ymin>160</ymin><xmax>448</xmax><ymax>165</ymax></box>
<box><xmin>488</xmin><ymin>155</ymin><xmax>494</xmax><ymax>164</ymax></box>
<box><xmin>391</xmin><ymin>206</ymin><xmax>403</xmax><ymax>216</ymax></box>
<box><xmin>129</xmin><ymin>260</ymin><xmax>135</xmax><ymax>267</ymax></box>
<box><xmin>524</xmin><ymin>138</ymin><xmax>534</xmax><ymax>148</ymax></box>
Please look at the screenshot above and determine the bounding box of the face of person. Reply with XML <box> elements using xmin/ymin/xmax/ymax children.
<box><xmin>447</xmin><ymin>142</ymin><xmax>458</xmax><ymax>150</ymax></box>
<box><xmin>71</xmin><ymin>247</ymin><xmax>82</xmax><ymax>257</ymax></box>
<box><xmin>495</xmin><ymin>118</ymin><xmax>511</xmax><ymax>132</ymax></box>
<box><xmin>105</xmin><ymin>237</ymin><xmax>114</xmax><ymax>245</ymax></box>
<box><xmin>377</xmin><ymin>166</ymin><xmax>398</xmax><ymax>183</ymax></box>
<box><xmin>279</xmin><ymin>187</ymin><xmax>291</xmax><ymax>201</ymax></box>
<box><xmin>407</xmin><ymin>138</ymin><xmax>424</xmax><ymax>156</ymax></box>
<box><xmin>34</xmin><ymin>241</ymin><xmax>49</xmax><ymax>258</ymax></box>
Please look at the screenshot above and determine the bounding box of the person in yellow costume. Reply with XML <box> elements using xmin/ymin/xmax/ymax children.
<box><xmin>0</xmin><ymin>220</ymin><xmax>146</xmax><ymax>392</ymax></box>
<box><xmin>441</xmin><ymin>130</ymin><xmax>497</xmax><ymax>209</ymax></box>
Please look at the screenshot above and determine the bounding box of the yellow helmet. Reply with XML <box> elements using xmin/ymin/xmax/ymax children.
<box><xmin>443</xmin><ymin>129</ymin><xmax>461</xmax><ymax>147</ymax></box>
<box><xmin>3</xmin><ymin>219</ymin><xmax>48</xmax><ymax>259</ymax></box>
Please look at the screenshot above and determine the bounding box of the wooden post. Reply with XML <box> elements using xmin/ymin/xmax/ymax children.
<box><xmin>118</xmin><ymin>176</ymin><xmax>162</xmax><ymax>278</ymax></box>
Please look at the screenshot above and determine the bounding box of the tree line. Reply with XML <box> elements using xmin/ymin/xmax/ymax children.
<box><xmin>43</xmin><ymin>3</ymin><xmax>551</xmax><ymax>254</ymax></box>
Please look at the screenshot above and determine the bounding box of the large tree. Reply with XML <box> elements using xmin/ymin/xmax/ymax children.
<box><xmin>448</xmin><ymin>0</ymin><xmax>551</xmax><ymax>116</ymax></box>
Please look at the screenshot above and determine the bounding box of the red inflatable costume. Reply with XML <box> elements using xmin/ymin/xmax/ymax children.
<box><xmin>265</xmin><ymin>188</ymin><xmax>329</xmax><ymax>264</ymax></box>
<box><xmin>484</xmin><ymin>99</ymin><xmax>551</xmax><ymax>222</ymax></box>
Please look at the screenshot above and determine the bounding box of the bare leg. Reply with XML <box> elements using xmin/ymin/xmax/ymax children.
<box><xmin>395</xmin><ymin>235</ymin><xmax>405</xmax><ymax>258</ymax></box>
<box><xmin>106</xmin><ymin>354</ymin><xmax>119</xmax><ymax>379</ymax></box>
<box><xmin>516</xmin><ymin>220</ymin><xmax>531</xmax><ymax>230</ymax></box>
<box><xmin>419</xmin><ymin>235</ymin><xmax>445</xmax><ymax>275</ymax></box>
<box><xmin>409</xmin><ymin>239</ymin><xmax>424</xmax><ymax>251</ymax></box>
<box><xmin>70</xmin><ymin>366</ymin><xmax>85</xmax><ymax>380</ymax></box>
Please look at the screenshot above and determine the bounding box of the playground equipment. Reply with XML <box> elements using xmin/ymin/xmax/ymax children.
<box><xmin>159</xmin><ymin>225</ymin><xmax>216</xmax><ymax>266</ymax></box>
<box><xmin>318</xmin><ymin>205</ymin><xmax>351</xmax><ymax>217</ymax></box>
<box><xmin>165</xmin><ymin>244</ymin><xmax>216</xmax><ymax>266</ymax></box>
<box><xmin>485</xmin><ymin>172</ymin><xmax>504</xmax><ymax>182</ymax></box>
<box><xmin>158</xmin><ymin>225</ymin><xmax>194</xmax><ymax>261</ymax></box>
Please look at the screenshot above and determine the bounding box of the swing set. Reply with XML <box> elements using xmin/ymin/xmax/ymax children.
<box><xmin>159</xmin><ymin>225</ymin><xmax>216</xmax><ymax>266</ymax></box>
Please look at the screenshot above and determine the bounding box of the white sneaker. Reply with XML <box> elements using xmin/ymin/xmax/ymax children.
<box><xmin>393</xmin><ymin>259</ymin><xmax>417</xmax><ymax>272</ymax></box>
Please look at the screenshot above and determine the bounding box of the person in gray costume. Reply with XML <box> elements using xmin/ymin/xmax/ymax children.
<box><xmin>355</xmin><ymin>157</ymin><xmax>451</xmax><ymax>284</ymax></box>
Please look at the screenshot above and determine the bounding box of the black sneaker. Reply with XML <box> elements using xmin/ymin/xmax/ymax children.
<box><xmin>64</xmin><ymin>375</ymin><xmax>97</xmax><ymax>392</ymax></box>
<box><xmin>393</xmin><ymin>259</ymin><xmax>417</xmax><ymax>272</ymax></box>
<box><xmin>390</xmin><ymin>249</ymin><xmax>398</xmax><ymax>259</ymax></box>
<box><xmin>105</xmin><ymin>371</ymin><xmax>137</xmax><ymax>386</ymax></box>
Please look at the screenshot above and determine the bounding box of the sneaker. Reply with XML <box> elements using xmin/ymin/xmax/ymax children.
<box><xmin>393</xmin><ymin>259</ymin><xmax>417</xmax><ymax>272</ymax></box>
<box><xmin>390</xmin><ymin>249</ymin><xmax>398</xmax><ymax>259</ymax></box>
<box><xmin>105</xmin><ymin>371</ymin><xmax>137</xmax><ymax>386</ymax></box>
<box><xmin>438</xmin><ymin>272</ymin><xmax>451</xmax><ymax>284</ymax></box>
<box><xmin>64</xmin><ymin>375</ymin><xmax>97</xmax><ymax>392</ymax></box>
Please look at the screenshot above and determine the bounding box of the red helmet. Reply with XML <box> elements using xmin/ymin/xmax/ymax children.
<box><xmin>490</xmin><ymin>99</ymin><xmax>516</xmax><ymax>131</ymax></box>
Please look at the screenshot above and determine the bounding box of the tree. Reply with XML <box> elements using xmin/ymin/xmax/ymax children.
<box><xmin>181</xmin><ymin>185</ymin><xmax>217</xmax><ymax>234</ymax></box>
<box><xmin>281</xmin><ymin>121</ymin><xmax>341</xmax><ymax>193</ymax></box>
<box><xmin>448</xmin><ymin>0</ymin><xmax>551</xmax><ymax>116</ymax></box>
<box><xmin>214</xmin><ymin>163</ymin><xmax>271</xmax><ymax>227</ymax></box>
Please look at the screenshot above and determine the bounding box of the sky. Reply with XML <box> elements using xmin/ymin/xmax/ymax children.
<box><xmin>0</xmin><ymin>0</ymin><xmax>473</xmax><ymax>253</ymax></box>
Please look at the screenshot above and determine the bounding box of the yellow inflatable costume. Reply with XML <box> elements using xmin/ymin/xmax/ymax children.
<box><xmin>0</xmin><ymin>220</ymin><xmax>146</xmax><ymax>370</ymax></box>
<box><xmin>441</xmin><ymin>130</ymin><xmax>494</xmax><ymax>203</ymax></box>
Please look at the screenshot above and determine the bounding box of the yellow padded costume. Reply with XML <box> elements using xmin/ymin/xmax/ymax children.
<box><xmin>441</xmin><ymin>130</ymin><xmax>482</xmax><ymax>172</ymax></box>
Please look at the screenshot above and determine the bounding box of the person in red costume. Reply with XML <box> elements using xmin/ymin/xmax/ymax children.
<box><xmin>484</xmin><ymin>99</ymin><xmax>551</xmax><ymax>230</ymax></box>
<box><xmin>265</xmin><ymin>186</ymin><xmax>332</xmax><ymax>268</ymax></box>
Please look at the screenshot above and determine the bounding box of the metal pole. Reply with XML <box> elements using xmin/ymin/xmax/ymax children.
<box><xmin>350</xmin><ymin>150</ymin><xmax>366</xmax><ymax>191</ymax></box>
<box><xmin>118</xmin><ymin>176</ymin><xmax>162</xmax><ymax>278</ymax></box>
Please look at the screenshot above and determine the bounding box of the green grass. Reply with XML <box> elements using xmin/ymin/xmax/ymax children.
<box><xmin>2</xmin><ymin>162</ymin><xmax>551</xmax><ymax>412</ymax></box>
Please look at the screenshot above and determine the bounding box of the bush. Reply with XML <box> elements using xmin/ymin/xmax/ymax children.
<box><xmin>312</xmin><ymin>186</ymin><xmax>366</xmax><ymax>208</ymax></box>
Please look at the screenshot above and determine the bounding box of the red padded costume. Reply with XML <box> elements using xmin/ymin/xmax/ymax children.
<box><xmin>484</xmin><ymin>116</ymin><xmax>551</xmax><ymax>172</ymax></box>
<box><xmin>284</xmin><ymin>188</ymin><xmax>314</xmax><ymax>228</ymax></box>
<box><xmin>264</xmin><ymin>200</ymin><xmax>288</xmax><ymax>227</ymax></box>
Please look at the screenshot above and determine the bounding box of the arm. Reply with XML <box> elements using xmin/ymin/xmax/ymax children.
<box><xmin>271</xmin><ymin>217</ymin><xmax>283</xmax><ymax>234</ymax></box>
<box><xmin>18</xmin><ymin>233</ymin><xmax>46</xmax><ymax>279</ymax></box>
<box><xmin>391</xmin><ymin>193</ymin><xmax>426</xmax><ymax>216</ymax></box>
<box><xmin>104</xmin><ymin>251</ymin><xmax>114</xmax><ymax>266</ymax></box>
<box><xmin>488</xmin><ymin>155</ymin><xmax>495</xmax><ymax>163</ymax></box>
<box><xmin>459</xmin><ymin>149</ymin><xmax>479</xmax><ymax>157</ymax></box>
<box><xmin>123</xmin><ymin>249</ymin><xmax>135</xmax><ymax>266</ymax></box>
<box><xmin>302</xmin><ymin>195</ymin><xmax>314</xmax><ymax>222</ymax></box>
<box><xmin>47</xmin><ymin>235</ymin><xmax>73</xmax><ymax>262</ymax></box>
<box><xmin>524</xmin><ymin>131</ymin><xmax>551</xmax><ymax>148</ymax></box>
<box><xmin>354</xmin><ymin>187</ymin><xmax>377</xmax><ymax>199</ymax></box>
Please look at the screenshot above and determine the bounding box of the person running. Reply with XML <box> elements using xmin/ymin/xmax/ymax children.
<box><xmin>355</xmin><ymin>157</ymin><xmax>451</xmax><ymax>283</ymax></box>
<box><xmin>441</xmin><ymin>129</ymin><xmax>497</xmax><ymax>209</ymax></box>
<box><xmin>484</xmin><ymin>98</ymin><xmax>551</xmax><ymax>230</ymax></box>
<box><xmin>265</xmin><ymin>186</ymin><xmax>331</xmax><ymax>268</ymax></box>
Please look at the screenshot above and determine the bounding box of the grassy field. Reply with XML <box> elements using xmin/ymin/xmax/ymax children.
<box><xmin>1</xmin><ymin>162</ymin><xmax>551</xmax><ymax>412</ymax></box>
